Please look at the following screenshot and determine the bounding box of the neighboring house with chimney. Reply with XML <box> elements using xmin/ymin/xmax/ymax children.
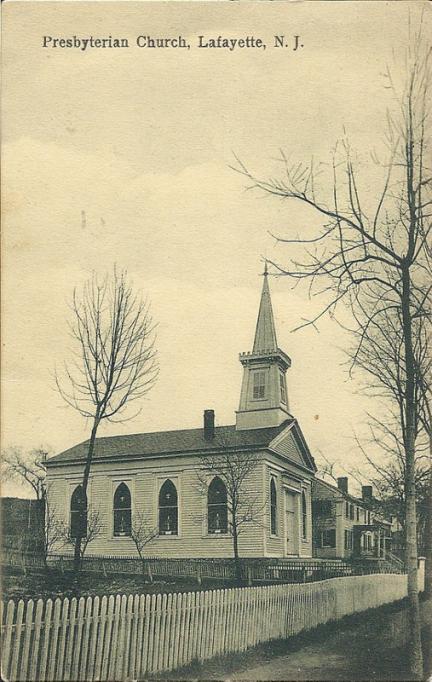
<box><xmin>46</xmin><ymin>270</ymin><xmax>317</xmax><ymax>559</ymax></box>
<box><xmin>311</xmin><ymin>477</ymin><xmax>392</xmax><ymax>560</ymax></box>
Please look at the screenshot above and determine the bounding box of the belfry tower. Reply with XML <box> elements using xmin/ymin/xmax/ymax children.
<box><xmin>236</xmin><ymin>265</ymin><xmax>292</xmax><ymax>430</ymax></box>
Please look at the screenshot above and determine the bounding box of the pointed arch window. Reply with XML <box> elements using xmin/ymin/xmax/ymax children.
<box><xmin>208</xmin><ymin>477</ymin><xmax>228</xmax><ymax>534</ymax></box>
<box><xmin>70</xmin><ymin>485</ymin><xmax>87</xmax><ymax>539</ymax></box>
<box><xmin>159</xmin><ymin>480</ymin><xmax>178</xmax><ymax>535</ymax></box>
<box><xmin>302</xmin><ymin>490</ymin><xmax>308</xmax><ymax>540</ymax></box>
<box><xmin>270</xmin><ymin>478</ymin><xmax>277</xmax><ymax>535</ymax></box>
<box><xmin>113</xmin><ymin>482</ymin><xmax>132</xmax><ymax>536</ymax></box>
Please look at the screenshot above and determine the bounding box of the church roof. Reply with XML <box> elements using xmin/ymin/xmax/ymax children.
<box><xmin>46</xmin><ymin>420</ymin><xmax>295</xmax><ymax>467</ymax></box>
<box><xmin>252</xmin><ymin>269</ymin><xmax>278</xmax><ymax>353</ymax></box>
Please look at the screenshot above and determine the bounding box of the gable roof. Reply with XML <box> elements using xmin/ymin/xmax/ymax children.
<box><xmin>313</xmin><ymin>477</ymin><xmax>370</xmax><ymax>507</ymax></box>
<box><xmin>269</xmin><ymin>421</ymin><xmax>317</xmax><ymax>472</ymax></box>
<box><xmin>47</xmin><ymin>420</ymin><xmax>297</xmax><ymax>467</ymax></box>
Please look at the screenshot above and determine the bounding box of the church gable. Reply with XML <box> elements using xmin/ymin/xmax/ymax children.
<box><xmin>268</xmin><ymin>421</ymin><xmax>316</xmax><ymax>473</ymax></box>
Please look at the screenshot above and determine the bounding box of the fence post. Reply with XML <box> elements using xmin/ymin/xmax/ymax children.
<box><xmin>196</xmin><ymin>564</ymin><xmax>202</xmax><ymax>586</ymax></box>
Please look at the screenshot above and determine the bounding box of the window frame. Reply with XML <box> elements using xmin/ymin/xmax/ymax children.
<box><xmin>113</xmin><ymin>481</ymin><xmax>132</xmax><ymax>537</ymax></box>
<box><xmin>321</xmin><ymin>528</ymin><xmax>336</xmax><ymax>548</ymax></box>
<box><xmin>252</xmin><ymin>370</ymin><xmax>266</xmax><ymax>400</ymax></box>
<box><xmin>279</xmin><ymin>372</ymin><xmax>287</xmax><ymax>404</ymax></box>
<box><xmin>207</xmin><ymin>476</ymin><xmax>228</xmax><ymax>535</ymax></box>
<box><xmin>158</xmin><ymin>479</ymin><xmax>179</xmax><ymax>536</ymax></box>
<box><xmin>270</xmin><ymin>477</ymin><xmax>278</xmax><ymax>536</ymax></box>
<box><xmin>301</xmin><ymin>490</ymin><xmax>308</xmax><ymax>540</ymax></box>
<box><xmin>70</xmin><ymin>484</ymin><xmax>88</xmax><ymax>540</ymax></box>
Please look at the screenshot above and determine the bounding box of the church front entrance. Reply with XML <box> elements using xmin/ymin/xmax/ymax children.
<box><xmin>284</xmin><ymin>488</ymin><xmax>300</xmax><ymax>556</ymax></box>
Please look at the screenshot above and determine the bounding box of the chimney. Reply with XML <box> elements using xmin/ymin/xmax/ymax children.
<box><xmin>362</xmin><ymin>485</ymin><xmax>373</xmax><ymax>501</ymax></box>
<box><xmin>337</xmin><ymin>477</ymin><xmax>348</xmax><ymax>494</ymax></box>
<box><xmin>204</xmin><ymin>409</ymin><xmax>215</xmax><ymax>441</ymax></box>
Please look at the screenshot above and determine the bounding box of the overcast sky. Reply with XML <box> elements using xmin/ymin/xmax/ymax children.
<box><xmin>2</xmin><ymin>0</ymin><xmax>429</xmax><ymax>497</ymax></box>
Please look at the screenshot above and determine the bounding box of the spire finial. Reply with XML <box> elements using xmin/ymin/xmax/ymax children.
<box><xmin>263</xmin><ymin>260</ymin><xmax>268</xmax><ymax>277</ymax></box>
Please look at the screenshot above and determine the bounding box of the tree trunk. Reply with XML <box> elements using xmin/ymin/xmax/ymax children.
<box><xmin>73</xmin><ymin>415</ymin><xmax>100</xmax><ymax>573</ymax></box>
<box><xmin>401</xmin><ymin>267</ymin><xmax>424</xmax><ymax>679</ymax></box>
<box><xmin>424</xmin><ymin>432</ymin><xmax>432</xmax><ymax>598</ymax></box>
<box><xmin>231</xmin><ymin>513</ymin><xmax>242</xmax><ymax>582</ymax></box>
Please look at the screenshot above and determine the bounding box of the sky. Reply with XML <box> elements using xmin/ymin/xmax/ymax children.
<box><xmin>2</xmin><ymin>0</ymin><xmax>430</xmax><ymax>497</ymax></box>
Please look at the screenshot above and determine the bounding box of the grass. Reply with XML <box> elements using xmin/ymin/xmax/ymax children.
<box><xmin>1</xmin><ymin>565</ymin><xmax>244</xmax><ymax>602</ymax></box>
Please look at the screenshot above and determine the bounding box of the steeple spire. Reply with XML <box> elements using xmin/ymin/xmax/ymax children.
<box><xmin>236</xmin><ymin>265</ymin><xmax>292</xmax><ymax>431</ymax></box>
<box><xmin>253</xmin><ymin>263</ymin><xmax>278</xmax><ymax>353</ymax></box>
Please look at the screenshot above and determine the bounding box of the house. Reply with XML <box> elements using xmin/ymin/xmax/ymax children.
<box><xmin>46</xmin><ymin>270</ymin><xmax>317</xmax><ymax>559</ymax></box>
<box><xmin>312</xmin><ymin>477</ymin><xmax>392</xmax><ymax>560</ymax></box>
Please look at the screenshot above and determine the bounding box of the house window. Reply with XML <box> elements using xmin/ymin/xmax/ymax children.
<box><xmin>159</xmin><ymin>480</ymin><xmax>178</xmax><ymax>535</ymax></box>
<box><xmin>321</xmin><ymin>529</ymin><xmax>336</xmax><ymax>548</ymax></box>
<box><xmin>344</xmin><ymin>529</ymin><xmax>353</xmax><ymax>550</ymax></box>
<box><xmin>70</xmin><ymin>485</ymin><xmax>87</xmax><ymax>539</ymax></box>
<box><xmin>302</xmin><ymin>490</ymin><xmax>307</xmax><ymax>540</ymax></box>
<box><xmin>350</xmin><ymin>504</ymin><xmax>354</xmax><ymax>520</ymax></box>
<box><xmin>252</xmin><ymin>371</ymin><xmax>266</xmax><ymax>399</ymax></box>
<box><xmin>356</xmin><ymin>507</ymin><xmax>360</xmax><ymax>521</ymax></box>
<box><xmin>113</xmin><ymin>482</ymin><xmax>132</xmax><ymax>536</ymax></box>
<box><xmin>345</xmin><ymin>501</ymin><xmax>349</xmax><ymax>517</ymax></box>
<box><xmin>367</xmin><ymin>511</ymin><xmax>371</xmax><ymax>525</ymax></box>
<box><xmin>270</xmin><ymin>478</ymin><xmax>277</xmax><ymax>535</ymax></box>
<box><xmin>279</xmin><ymin>373</ymin><xmax>287</xmax><ymax>404</ymax></box>
<box><xmin>208</xmin><ymin>477</ymin><xmax>228</xmax><ymax>534</ymax></box>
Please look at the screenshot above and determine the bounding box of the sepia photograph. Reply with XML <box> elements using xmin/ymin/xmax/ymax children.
<box><xmin>1</xmin><ymin>1</ymin><xmax>431</xmax><ymax>680</ymax></box>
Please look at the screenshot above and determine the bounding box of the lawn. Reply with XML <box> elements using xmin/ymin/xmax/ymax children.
<box><xmin>1</xmin><ymin>566</ymin><xmax>241</xmax><ymax>602</ymax></box>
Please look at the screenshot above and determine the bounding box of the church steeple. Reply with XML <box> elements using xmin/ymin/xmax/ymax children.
<box><xmin>253</xmin><ymin>263</ymin><xmax>278</xmax><ymax>353</ymax></box>
<box><xmin>236</xmin><ymin>265</ymin><xmax>292</xmax><ymax>431</ymax></box>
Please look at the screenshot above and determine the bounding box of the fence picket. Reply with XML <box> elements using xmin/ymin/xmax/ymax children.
<box><xmin>20</xmin><ymin>599</ymin><xmax>34</xmax><ymax>681</ymax></box>
<box><xmin>100</xmin><ymin>595</ymin><xmax>115</xmax><ymax>682</ymax></box>
<box><xmin>1</xmin><ymin>598</ymin><xmax>15</xmax><ymax>680</ymax></box>
<box><xmin>139</xmin><ymin>594</ymin><xmax>152</xmax><ymax>677</ymax></box>
<box><xmin>146</xmin><ymin>594</ymin><xmax>157</xmax><ymax>674</ymax></box>
<box><xmin>28</xmin><ymin>598</ymin><xmax>43</xmax><ymax>681</ymax></box>
<box><xmin>55</xmin><ymin>597</ymin><xmax>70</xmax><ymax>681</ymax></box>
<box><xmin>63</xmin><ymin>598</ymin><xmax>77</xmax><ymax>682</ymax></box>
<box><xmin>163</xmin><ymin>592</ymin><xmax>173</xmax><ymax>671</ymax></box>
<box><xmin>87</xmin><ymin>595</ymin><xmax>100</xmax><ymax>682</ymax></box>
<box><xmin>71</xmin><ymin>598</ymin><xmax>86</xmax><ymax>682</ymax></box>
<box><xmin>128</xmin><ymin>594</ymin><xmax>140</xmax><ymax>679</ymax></box>
<box><xmin>107</xmin><ymin>595</ymin><xmax>122</xmax><ymax>681</ymax></box>
<box><xmin>94</xmin><ymin>595</ymin><xmax>108</xmax><ymax>682</ymax></box>
<box><xmin>78</xmin><ymin>597</ymin><xmax>93</xmax><ymax>681</ymax></box>
<box><xmin>171</xmin><ymin>592</ymin><xmax>182</xmax><ymax>671</ymax></box>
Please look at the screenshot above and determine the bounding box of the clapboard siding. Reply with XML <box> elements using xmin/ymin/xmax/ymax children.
<box><xmin>48</xmin><ymin>453</ymin><xmax>266</xmax><ymax>558</ymax></box>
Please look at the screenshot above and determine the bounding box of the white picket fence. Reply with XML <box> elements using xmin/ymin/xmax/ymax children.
<box><xmin>1</xmin><ymin>574</ymin><xmax>408</xmax><ymax>681</ymax></box>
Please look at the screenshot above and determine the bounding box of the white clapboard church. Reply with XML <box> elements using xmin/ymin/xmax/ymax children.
<box><xmin>46</xmin><ymin>271</ymin><xmax>317</xmax><ymax>558</ymax></box>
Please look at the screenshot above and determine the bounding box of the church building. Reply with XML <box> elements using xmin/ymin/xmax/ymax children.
<box><xmin>46</xmin><ymin>271</ymin><xmax>317</xmax><ymax>559</ymax></box>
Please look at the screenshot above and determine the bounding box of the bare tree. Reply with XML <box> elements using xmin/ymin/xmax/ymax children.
<box><xmin>130</xmin><ymin>511</ymin><xmax>158</xmax><ymax>582</ymax></box>
<box><xmin>233</xmin><ymin>34</ymin><xmax>430</xmax><ymax>678</ymax></box>
<box><xmin>1</xmin><ymin>446</ymin><xmax>49</xmax><ymax>499</ymax></box>
<box><xmin>30</xmin><ymin>492</ymin><xmax>65</xmax><ymax>569</ymax></box>
<box><xmin>61</xmin><ymin>506</ymin><xmax>103</xmax><ymax>571</ymax></box>
<box><xmin>56</xmin><ymin>266</ymin><xmax>159</xmax><ymax>570</ymax></box>
<box><xmin>197</xmin><ymin>439</ymin><xmax>264</xmax><ymax>582</ymax></box>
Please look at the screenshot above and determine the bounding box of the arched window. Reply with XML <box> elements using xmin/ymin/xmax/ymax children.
<box><xmin>208</xmin><ymin>477</ymin><xmax>228</xmax><ymax>534</ymax></box>
<box><xmin>302</xmin><ymin>490</ymin><xmax>307</xmax><ymax>540</ymax></box>
<box><xmin>113</xmin><ymin>482</ymin><xmax>132</xmax><ymax>536</ymax></box>
<box><xmin>70</xmin><ymin>485</ymin><xmax>87</xmax><ymax>539</ymax></box>
<box><xmin>270</xmin><ymin>478</ymin><xmax>277</xmax><ymax>535</ymax></box>
<box><xmin>159</xmin><ymin>480</ymin><xmax>178</xmax><ymax>535</ymax></box>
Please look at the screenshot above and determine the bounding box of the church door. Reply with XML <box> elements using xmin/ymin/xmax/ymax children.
<box><xmin>284</xmin><ymin>490</ymin><xmax>299</xmax><ymax>556</ymax></box>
